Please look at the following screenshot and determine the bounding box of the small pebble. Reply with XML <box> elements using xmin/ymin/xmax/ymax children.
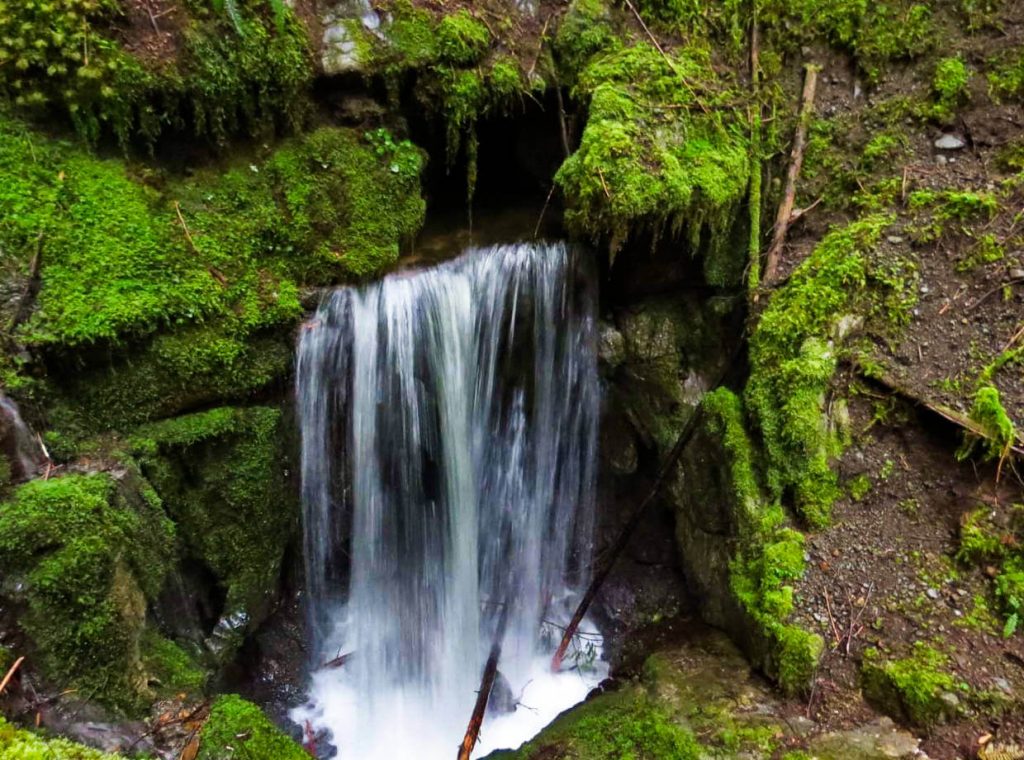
<box><xmin>934</xmin><ymin>134</ymin><xmax>966</xmax><ymax>150</ymax></box>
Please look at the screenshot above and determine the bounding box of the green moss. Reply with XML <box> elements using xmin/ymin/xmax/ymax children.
<box><xmin>702</xmin><ymin>388</ymin><xmax>823</xmax><ymax>696</ymax></box>
<box><xmin>931</xmin><ymin>56</ymin><xmax>971</xmax><ymax>121</ymax></box>
<box><xmin>556</xmin><ymin>42</ymin><xmax>750</xmax><ymax>270</ymax></box>
<box><xmin>1</xmin><ymin>116</ymin><xmax>424</xmax><ymax>435</ymax></box>
<box><xmin>988</xmin><ymin>48</ymin><xmax>1024</xmax><ymax>103</ymax></box>
<box><xmin>957</xmin><ymin>384</ymin><xmax>1017</xmax><ymax>462</ymax></box>
<box><xmin>0</xmin><ymin>716</ymin><xmax>125</xmax><ymax>760</ymax></box>
<box><xmin>861</xmin><ymin>643</ymin><xmax>958</xmax><ymax>726</ymax></box>
<box><xmin>140</xmin><ymin>627</ymin><xmax>207</xmax><ymax>696</ymax></box>
<box><xmin>436</xmin><ymin>10</ymin><xmax>490</xmax><ymax>66</ymax></box>
<box><xmin>846</xmin><ymin>474</ymin><xmax>872</xmax><ymax>501</ymax></box>
<box><xmin>747</xmin><ymin>215</ymin><xmax>893</xmax><ymax>528</ymax></box>
<box><xmin>957</xmin><ymin>233</ymin><xmax>1005</xmax><ymax>272</ymax></box>
<box><xmin>0</xmin><ymin>0</ymin><xmax>312</xmax><ymax>147</ymax></box>
<box><xmin>496</xmin><ymin>688</ymin><xmax>704</xmax><ymax>760</ymax></box>
<box><xmin>554</xmin><ymin>0</ymin><xmax>621</xmax><ymax>83</ymax></box>
<box><xmin>197</xmin><ymin>695</ymin><xmax>308</xmax><ymax>760</ymax></box>
<box><xmin>0</xmin><ymin>472</ymin><xmax>174</xmax><ymax>711</ymax></box>
<box><xmin>907</xmin><ymin>188</ymin><xmax>999</xmax><ymax>242</ymax></box>
<box><xmin>956</xmin><ymin>504</ymin><xmax>1024</xmax><ymax>636</ymax></box>
<box><xmin>132</xmin><ymin>406</ymin><xmax>294</xmax><ymax>648</ymax></box>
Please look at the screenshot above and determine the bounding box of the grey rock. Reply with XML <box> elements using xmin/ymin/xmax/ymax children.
<box><xmin>598</xmin><ymin>323</ymin><xmax>626</xmax><ymax>370</ymax></box>
<box><xmin>934</xmin><ymin>134</ymin><xmax>966</xmax><ymax>150</ymax></box>
<box><xmin>1009</xmin><ymin>267</ymin><xmax>1024</xmax><ymax>280</ymax></box>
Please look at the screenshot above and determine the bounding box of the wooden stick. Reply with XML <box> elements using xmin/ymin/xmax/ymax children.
<box><xmin>0</xmin><ymin>656</ymin><xmax>25</xmax><ymax>695</ymax></box>
<box><xmin>322</xmin><ymin>651</ymin><xmax>354</xmax><ymax>670</ymax></box>
<box><xmin>457</xmin><ymin>598</ymin><xmax>512</xmax><ymax>760</ymax></box>
<box><xmin>763</xmin><ymin>64</ymin><xmax>819</xmax><ymax>285</ymax></box>
<box><xmin>174</xmin><ymin>201</ymin><xmax>229</xmax><ymax>286</ymax></box>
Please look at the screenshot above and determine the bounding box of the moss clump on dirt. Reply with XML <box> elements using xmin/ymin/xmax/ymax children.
<box><xmin>988</xmin><ymin>48</ymin><xmax>1024</xmax><ymax>102</ymax></box>
<box><xmin>132</xmin><ymin>406</ymin><xmax>295</xmax><ymax>651</ymax></box>
<box><xmin>0</xmin><ymin>0</ymin><xmax>312</xmax><ymax>147</ymax></box>
<box><xmin>493</xmin><ymin>687</ymin><xmax>704</xmax><ymax>760</ymax></box>
<box><xmin>702</xmin><ymin>388</ymin><xmax>823</xmax><ymax>696</ymax></box>
<box><xmin>556</xmin><ymin>42</ymin><xmax>750</xmax><ymax>275</ymax></box>
<box><xmin>931</xmin><ymin>55</ymin><xmax>971</xmax><ymax>121</ymax></box>
<box><xmin>956</xmin><ymin>504</ymin><xmax>1024</xmax><ymax>637</ymax></box>
<box><xmin>861</xmin><ymin>643</ymin><xmax>959</xmax><ymax>726</ymax></box>
<box><xmin>747</xmin><ymin>215</ymin><xmax>894</xmax><ymax>528</ymax></box>
<box><xmin>436</xmin><ymin>10</ymin><xmax>490</xmax><ymax>66</ymax></box>
<box><xmin>0</xmin><ymin>716</ymin><xmax>125</xmax><ymax>760</ymax></box>
<box><xmin>197</xmin><ymin>695</ymin><xmax>308</xmax><ymax>760</ymax></box>
<box><xmin>957</xmin><ymin>384</ymin><xmax>1017</xmax><ymax>462</ymax></box>
<box><xmin>0</xmin><ymin>471</ymin><xmax>175</xmax><ymax>711</ymax></box>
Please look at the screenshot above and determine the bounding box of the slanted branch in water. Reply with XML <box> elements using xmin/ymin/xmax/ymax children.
<box><xmin>457</xmin><ymin>597</ymin><xmax>512</xmax><ymax>760</ymax></box>
<box><xmin>550</xmin><ymin>398</ymin><xmax>706</xmax><ymax>672</ymax></box>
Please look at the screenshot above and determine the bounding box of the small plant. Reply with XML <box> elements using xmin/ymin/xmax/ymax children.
<box><xmin>847</xmin><ymin>474</ymin><xmax>872</xmax><ymax>500</ymax></box>
<box><xmin>957</xmin><ymin>234</ymin><xmax>1005</xmax><ymax>272</ymax></box>
<box><xmin>957</xmin><ymin>385</ymin><xmax>1016</xmax><ymax>462</ymax></box>
<box><xmin>931</xmin><ymin>56</ymin><xmax>971</xmax><ymax>121</ymax></box>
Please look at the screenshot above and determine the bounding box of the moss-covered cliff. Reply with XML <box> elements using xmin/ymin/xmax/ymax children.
<box><xmin>1</xmin><ymin>0</ymin><xmax>1023</xmax><ymax>758</ymax></box>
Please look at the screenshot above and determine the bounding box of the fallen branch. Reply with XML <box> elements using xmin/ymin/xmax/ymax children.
<box><xmin>854</xmin><ymin>363</ymin><xmax>1024</xmax><ymax>460</ymax></box>
<box><xmin>762</xmin><ymin>63</ymin><xmax>819</xmax><ymax>286</ymax></box>
<box><xmin>322</xmin><ymin>651</ymin><xmax>355</xmax><ymax>670</ymax></box>
<box><xmin>457</xmin><ymin>598</ymin><xmax>512</xmax><ymax>760</ymax></box>
<box><xmin>0</xmin><ymin>656</ymin><xmax>24</xmax><ymax>694</ymax></box>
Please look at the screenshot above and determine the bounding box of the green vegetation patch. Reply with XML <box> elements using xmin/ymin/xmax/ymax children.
<box><xmin>556</xmin><ymin>42</ymin><xmax>750</xmax><ymax>279</ymax></box>
<box><xmin>703</xmin><ymin>388</ymin><xmax>824</xmax><ymax>696</ymax></box>
<box><xmin>493</xmin><ymin>687</ymin><xmax>704</xmax><ymax>760</ymax></box>
<box><xmin>1</xmin><ymin>115</ymin><xmax>424</xmax><ymax>434</ymax></box>
<box><xmin>0</xmin><ymin>0</ymin><xmax>313</xmax><ymax>147</ymax></box>
<box><xmin>861</xmin><ymin>643</ymin><xmax>959</xmax><ymax>726</ymax></box>
<box><xmin>931</xmin><ymin>55</ymin><xmax>971</xmax><ymax>121</ymax></box>
<box><xmin>131</xmin><ymin>406</ymin><xmax>295</xmax><ymax>653</ymax></box>
<box><xmin>0</xmin><ymin>471</ymin><xmax>176</xmax><ymax>711</ymax></box>
<box><xmin>0</xmin><ymin>716</ymin><xmax>125</xmax><ymax>760</ymax></box>
<box><xmin>956</xmin><ymin>504</ymin><xmax>1024</xmax><ymax>637</ymax></box>
<box><xmin>197</xmin><ymin>695</ymin><xmax>308</xmax><ymax>760</ymax></box>
<box><xmin>988</xmin><ymin>47</ymin><xmax>1024</xmax><ymax>103</ymax></box>
<box><xmin>747</xmin><ymin>215</ymin><xmax>899</xmax><ymax>528</ymax></box>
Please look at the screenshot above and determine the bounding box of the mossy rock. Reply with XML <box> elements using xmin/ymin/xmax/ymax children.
<box><xmin>860</xmin><ymin>644</ymin><xmax>960</xmax><ymax>727</ymax></box>
<box><xmin>485</xmin><ymin>687</ymin><xmax>704</xmax><ymax>760</ymax></box>
<box><xmin>132</xmin><ymin>406</ymin><xmax>297</xmax><ymax>662</ymax></box>
<box><xmin>0</xmin><ymin>469</ymin><xmax>178</xmax><ymax>712</ymax></box>
<box><xmin>196</xmin><ymin>695</ymin><xmax>308</xmax><ymax>760</ymax></box>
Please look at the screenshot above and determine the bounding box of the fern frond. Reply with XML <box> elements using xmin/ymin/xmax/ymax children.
<box><xmin>222</xmin><ymin>0</ymin><xmax>245</xmax><ymax>36</ymax></box>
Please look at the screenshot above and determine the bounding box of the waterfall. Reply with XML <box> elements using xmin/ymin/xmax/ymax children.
<box><xmin>0</xmin><ymin>394</ymin><xmax>44</xmax><ymax>482</ymax></box>
<box><xmin>293</xmin><ymin>241</ymin><xmax>604</xmax><ymax>758</ymax></box>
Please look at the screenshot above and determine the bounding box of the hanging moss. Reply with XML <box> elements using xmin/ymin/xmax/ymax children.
<box><xmin>0</xmin><ymin>471</ymin><xmax>176</xmax><ymax>711</ymax></box>
<box><xmin>555</xmin><ymin>42</ymin><xmax>750</xmax><ymax>268</ymax></box>
<box><xmin>957</xmin><ymin>385</ymin><xmax>1017</xmax><ymax>462</ymax></box>
<box><xmin>436</xmin><ymin>10</ymin><xmax>491</xmax><ymax>66</ymax></box>
<box><xmin>197</xmin><ymin>695</ymin><xmax>308</xmax><ymax>760</ymax></box>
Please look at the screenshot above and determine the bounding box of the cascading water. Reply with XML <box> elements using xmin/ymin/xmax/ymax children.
<box><xmin>292</xmin><ymin>241</ymin><xmax>606</xmax><ymax>758</ymax></box>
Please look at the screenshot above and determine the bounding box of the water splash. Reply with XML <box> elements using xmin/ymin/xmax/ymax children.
<box><xmin>293</xmin><ymin>242</ymin><xmax>604</xmax><ymax>758</ymax></box>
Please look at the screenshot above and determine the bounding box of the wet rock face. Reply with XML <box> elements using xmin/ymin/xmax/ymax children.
<box><xmin>0</xmin><ymin>395</ymin><xmax>44</xmax><ymax>484</ymax></box>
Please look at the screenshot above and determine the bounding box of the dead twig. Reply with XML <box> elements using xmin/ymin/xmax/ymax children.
<box><xmin>534</xmin><ymin>184</ymin><xmax>557</xmax><ymax>239</ymax></box>
<box><xmin>173</xmin><ymin>201</ymin><xmax>229</xmax><ymax>287</ymax></box>
<box><xmin>762</xmin><ymin>64</ymin><xmax>819</xmax><ymax>286</ymax></box>
<box><xmin>0</xmin><ymin>656</ymin><xmax>25</xmax><ymax>694</ymax></box>
<box><xmin>822</xmin><ymin>590</ymin><xmax>842</xmax><ymax>648</ymax></box>
<box><xmin>457</xmin><ymin>597</ymin><xmax>511</xmax><ymax>760</ymax></box>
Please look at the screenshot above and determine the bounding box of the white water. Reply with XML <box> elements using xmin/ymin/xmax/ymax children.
<box><xmin>292</xmin><ymin>242</ymin><xmax>605</xmax><ymax>758</ymax></box>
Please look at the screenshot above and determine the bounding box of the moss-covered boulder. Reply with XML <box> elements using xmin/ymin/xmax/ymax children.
<box><xmin>0</xmin><ymin>469</ymin><xmax>191</xmax><ymax>711</ymax></box>
<box><xmin>196</xmin><ymin>695</ymin><xmax>308</xmax><ymax>760</ymax></box>
<box><xmin>131</xmin><ymin>406</ymin><xmax>296</xmax><ymax>663</ymax></box>
<box><xmin>860</xmin><ymin>643</ymin><xmax>960</xmax><ymax>727</ymax></box>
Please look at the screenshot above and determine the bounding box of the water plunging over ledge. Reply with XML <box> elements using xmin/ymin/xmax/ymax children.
<box><xmin>291</xmin><ymin>241</ymin><xmax>606</xmax><ymax>758</ymax></box>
